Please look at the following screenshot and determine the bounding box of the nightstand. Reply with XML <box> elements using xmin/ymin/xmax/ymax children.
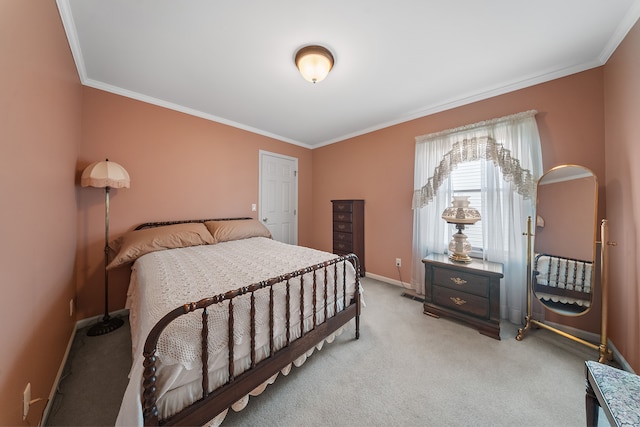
<box><xmin>422</xmin><ymin>253</ymin><xmax>503</xmax><ymax>339</ymax></box>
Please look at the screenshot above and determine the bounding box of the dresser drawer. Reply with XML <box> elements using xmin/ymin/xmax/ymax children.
<box><xmin>432</xmin><ymin>266</ymin><xmax>489</xmax><ymax>298</ymax></box>
<box><xmin>333</xmin><ymin>212</ymin><xmax>352</xmax><ymax>223</ymax></box>
<box><xmin>433</xmin><ymin>285</ymin><xmax>489</xmax><ymax>318</ymax></box>
<box><xmin>332</xmin><ymin>202</ymin><xmax>353</xmax><ymax>213</ymax></box>
<box><xmin>333</xmin><ymin>231</ymin><xmax>352</xmax><ymax>243</ymax></box>
<box><xmin>333</xmin><ymin>240</ymin><xmax>353</xmax><ymax>253</ymax></box>
<box><xmin>333</xmin><ymin>221</ymin><xmax>353</xmax><ymax>233</ymax></box>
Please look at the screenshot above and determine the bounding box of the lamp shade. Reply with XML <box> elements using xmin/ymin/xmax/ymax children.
<box><xmin>441</xmin><ymin>196</ymin><xmax>480</xmax><ymax>225</ymax></box>
<box><xmin>81</xmin><ymin>159</ymin><xmax>130</xmax><ymax>189</ymax></box>
<box><xmin>295</xmin><ymin>45</ymin><xmax>334</xmax><ymax>84</ymax></box>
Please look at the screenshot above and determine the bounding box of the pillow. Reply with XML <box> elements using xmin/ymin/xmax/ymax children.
<box><xmin>107</xmin><ymin>222</ymin><xmax>215</xmax><ymax>270</ymax></box>
<box><xmin>204</xmin><ymin>219</ymin><xmax>271</xmax><ymax>243</ymax></box>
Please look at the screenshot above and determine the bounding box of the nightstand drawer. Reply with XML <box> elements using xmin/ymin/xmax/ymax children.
<box><xmin>432</xmin><ymin>266</ymin><xmax>489</xmax><ymax>298</ymax></box>
<box><xmin>333</xmin><ymin>221</ymin><xmax>353</xmax><ymax>233</ymax></box>
<box><xmin>433</xmin><ymin>285</ymin><xmax>489</xmax><ymax>318</ymax></box>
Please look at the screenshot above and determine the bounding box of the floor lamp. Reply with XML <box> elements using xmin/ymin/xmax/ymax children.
<box><xmin>81</xmin><ymin>159</ymin><xmax>130</xmax><ymax>336</ymax></box>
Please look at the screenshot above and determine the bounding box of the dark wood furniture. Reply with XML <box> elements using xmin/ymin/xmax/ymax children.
<box><xmin>331</xmin><ymin>199</ymin><xmax>365</xmax><ymax>276</ymax></box>
<box><xmin>422</xmin><ymin>253</ymin><xmax>503</xmax><ymax>340</ymax></box>
<box><xmin>585</xmin><ymin>360</ymin><xmax>640</xmax><ymax>427</ymax></box>
<box><xmin>131</xmin><ymin>218</ymin><xmax>362</xmax><ymax>426</ymax></box>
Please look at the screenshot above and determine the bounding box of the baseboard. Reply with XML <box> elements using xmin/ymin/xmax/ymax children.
<box><xmin>365</xmin><ymin>272</ymin><xmax>410</xmax><ymax>289</ymax></box>
<box><xmin>41</xmin><ymin>324</ymin><xmax>77</xmax><ymax>425</ymax></box>
<box><xmin>544</xmin><ymin>320</ymin><xmax>600</xmax><ymax>343</ymax></box>
<box><xmin>76</xmin><ymin>308</ymin><xmax>129</xmax><ymax>329</ymax></box>
<box><xmin>606</xmin><ymin>340</ymin><xmax>635</xmax><ymax>373</ymax></box>
<box><xmin>42</xmin><ymin>308</ymin><xmax>130</xmax><ymax>425</ymax></box>
<box><xmin>542</xmin><ymin>320</ymin><xmax>634</xmax><ymax>373</ymax></box>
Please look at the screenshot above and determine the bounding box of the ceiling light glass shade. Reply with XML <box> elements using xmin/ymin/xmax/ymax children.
<box><xmin>81</xmin><ymin>159</ymin><xmax>130</xmax><ymax>189</ymax></box>
<box><xmin>295</xmin><ymin>45</ymin><xmax>334</xmax><ymax>84</ymax></box>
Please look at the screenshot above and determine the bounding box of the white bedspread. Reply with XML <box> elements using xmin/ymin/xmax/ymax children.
<box><xmin>116</xmin><ymin>237</ymin><xmax>358</xmax><ymax>426</ymax></box>
<box><xmin>534</xmin><ymin>254</ymin><xmax>592</xmax><ymax>307</ymax></box>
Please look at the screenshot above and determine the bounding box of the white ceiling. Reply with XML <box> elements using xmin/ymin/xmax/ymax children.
<box><xmin>58</xmin><ymin>0</ymin><xmax>640</xmax><ymax>149</ymax></box>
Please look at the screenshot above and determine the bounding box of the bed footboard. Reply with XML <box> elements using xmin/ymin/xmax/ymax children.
<box><xmin>533</xmin><ymin>253</ymin><xmax>592</xmax><ymax>306</ymax></box>
<box><xmin>141</xmin><ymin>254</ymin><xmax>361</xmax><ymax>426</ymax></box>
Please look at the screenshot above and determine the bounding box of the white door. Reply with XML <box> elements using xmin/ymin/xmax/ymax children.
<box><xmin>259</xmin><ymin>151</ymin><xmax>298</xmax><ymax>245</ymax></box>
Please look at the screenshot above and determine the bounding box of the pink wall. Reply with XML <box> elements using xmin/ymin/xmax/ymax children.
<box><xmin>604</xmin><ymin>19</ymin><xmax>640</xmax><ymax>372</ymax></box>
<box><xmin>76</xmin><ymin>88</ymin><xmax>314</xmax><ymax>319</ymax></box>
<box><xmin>0</xmin><ymin>2</ymin><xmax>82</xmax><ymax>425</ymax></box>
<box><xmin>312</xmin><ymin>69</ymin><xmax>606</xmax><ymax>337</ymax></box>
<box><xmin>535</xmin><ymin>176</ymin><xmax>597</xmax><ymax>262</ymax></box>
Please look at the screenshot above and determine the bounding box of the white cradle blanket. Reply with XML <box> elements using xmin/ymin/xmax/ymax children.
<box><xmin>116</xmin><ymin>237</ymin><xmax>358</xmax><ymax>426</ymax></box>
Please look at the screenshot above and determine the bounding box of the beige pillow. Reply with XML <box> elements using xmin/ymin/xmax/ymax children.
<box><xmin>204</xmin><ymin>219</ymin><xmax>271</xmax><ymax>242</ymax></box>
<box><xmin>107</xmin><ymin>222</ymin><xmax>215</xmax><ymax>270</ymax></box>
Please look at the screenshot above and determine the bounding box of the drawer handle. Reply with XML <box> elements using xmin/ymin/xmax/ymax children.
<box><xmin>337</xmin><ymin>224</ymin><xmax>346</xmax><ymax>230</ymax></box>
<box><xmin>450</xmin><ymin>297</ymin><xmax>467</xmax><ymax>306</ymax></box>
<box><xmin>450</xmin><ymin>277</ymin><xmax>467</xmax><ymax>286</ymax></box>
<box><xmin>337</xmin><ymin>214</ymin><xmax>347</xmax><ymax>220</ymax></box>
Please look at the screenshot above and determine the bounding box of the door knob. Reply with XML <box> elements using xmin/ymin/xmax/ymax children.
<box><xmin>262</xmin><ymin>217</ymin><xmax>268</xmax><ymax>222</ymax></box>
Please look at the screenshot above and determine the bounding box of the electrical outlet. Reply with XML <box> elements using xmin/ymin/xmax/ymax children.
<box><xmin>69</xmin><ymin>298</ymin><xmax>74</xmax><ymax>317</ymax></box>
<box><xmin>23</xmin><ymin>383</ymin><xmax>31</xmax><ymax>420</ymax></box>
<box><xmin>395</xmin><ymin>258</ymin><xmax>402</xmax><ymax>267</ymax></box>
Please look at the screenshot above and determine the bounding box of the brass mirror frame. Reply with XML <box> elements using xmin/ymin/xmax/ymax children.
<box><xmin>516</xmin><ymin>165</ymin><xmax>614</xmax><ymax>363</ymax></box>
<box><xmin>532</xmin><ymin>165</ymin><xmax>598</xmax><ymax>315</ymax></box>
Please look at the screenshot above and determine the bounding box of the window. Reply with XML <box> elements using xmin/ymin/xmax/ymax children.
<box><xmin>449</xmin><ymin>160</ymin><xmax>483</xmax><ymax>257</ymax></box>
<box><xmin>411</xmin><ymin>110</ymin><xmax>543</xmax><ymax>323</ymax></box>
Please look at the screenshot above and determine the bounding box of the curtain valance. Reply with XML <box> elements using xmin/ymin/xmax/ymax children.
<box><xmin>411</xmin><ymin>136</ymin><xmax>537</xmax><ymax>209</ymax></box>
<box><xmin>412</xmin><ymin>110</ymin><xmax>539</xmax><ymax>209</ymax></box>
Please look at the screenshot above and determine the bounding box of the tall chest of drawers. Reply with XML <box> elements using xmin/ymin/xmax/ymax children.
<box><xmin>331</xmin><ymin>200</ymin><xmax>365</xmax><ymax>277</ymax></box>
<box><xmin>422</xmin><ymin>253</ymin><xmax>503</xmax><ymax>339</ymax></box>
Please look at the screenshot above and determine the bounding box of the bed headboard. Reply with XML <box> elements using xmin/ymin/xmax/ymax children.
<box><xmin>134</xmin><ymin>217</ymin><xmax>253</xmax><ymax>231</ymax></box>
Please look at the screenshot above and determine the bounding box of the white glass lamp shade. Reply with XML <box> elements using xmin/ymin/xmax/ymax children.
<box><xmin>81</xmin><ymin>159</ymin><xmax>130</xmax><ymax>189</ymax></box>
<box><xmin>441</xmin><ymin>196</ymin><xmax>481</xmax><ymax>225</ymax></box>
<box><xmin>295</xmin><ymin>45</ymin><xmax>334</xmax><ymax>84</ymax></box>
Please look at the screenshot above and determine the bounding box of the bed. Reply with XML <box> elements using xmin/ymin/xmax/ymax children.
<box><xmin>113</xmin><ymin>218</ymin><xmax>362</xmax><ymax>426</ymax></box>
<box><xmin>533</xmin><ymin>253</ymin><xmax>593</xmax><ymax>311</ymax></box>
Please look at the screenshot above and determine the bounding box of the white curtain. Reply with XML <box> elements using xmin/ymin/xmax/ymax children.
<box><xmin>411</xmin><ymin>110</ymin><xmax>543</xmax><ymax>324</ymax></box>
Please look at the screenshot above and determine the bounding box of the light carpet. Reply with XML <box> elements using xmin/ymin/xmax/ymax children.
<box><xmin>47</xmin><ymin>276</ymin><xmax>603</xmax><ymax>426</ymax></box>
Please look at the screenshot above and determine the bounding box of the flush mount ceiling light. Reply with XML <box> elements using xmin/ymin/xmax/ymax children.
<box><xmin>294</xmin><ymin>45</ymin><xmax>334</xmax><ymax>84</ymax></box>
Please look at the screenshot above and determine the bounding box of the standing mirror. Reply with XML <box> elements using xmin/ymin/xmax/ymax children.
<box><xmin>532</xmin><ymin>165</ymin><xmax>597</xmax><ymax>315</ymax></box>
<box><xmin>517</xmin><ymin>165</ymin><xmax>612</xmax><ymax>362</ymax></box>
